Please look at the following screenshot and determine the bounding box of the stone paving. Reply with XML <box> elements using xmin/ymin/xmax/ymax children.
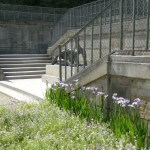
<box><xmin>0</xmin><ymin>78</ymin><xmax>51</xmax><ymax>104</ymax></box>
<box><xmin>0</xmin><ymin>92</ymin><xmax>22</xmax><ymax>110</ymax></box>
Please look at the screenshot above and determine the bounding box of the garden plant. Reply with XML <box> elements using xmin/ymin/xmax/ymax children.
<box><xmin>46</xmin><ymin>80</ymin><xmax>150</xmax><ymax>149</ymax></box>
<box><xmin>0</xmin><ymin>99</ymin><xmax>136</xmax><ymax>149</ymax></box>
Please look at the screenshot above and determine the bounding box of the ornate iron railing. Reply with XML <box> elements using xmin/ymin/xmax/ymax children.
<box><xmin>50</xmin><ymin>0</ymin><xmax>148</xmax><ymax>46</ymax></box>
<box><xmin>50</xmin><ymin>0</ymin><xmax>150</xmax><ymax>82</ymax></box>
<box><xmin>50</xmin><ymin>0</ymin><xmax>111</xmax><ymax>46</ymax></box>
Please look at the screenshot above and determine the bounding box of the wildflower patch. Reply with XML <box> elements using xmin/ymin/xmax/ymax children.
<box><xmin>46</xmin><ymin>80</ymin><xmax>150</xmax><ymax>149</ymax></box>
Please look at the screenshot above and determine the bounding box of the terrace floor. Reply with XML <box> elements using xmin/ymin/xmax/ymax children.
<box><xmin>0</xmin><ymin>78</ymin><xmax>50</xmax><ymax>103</ymax></box>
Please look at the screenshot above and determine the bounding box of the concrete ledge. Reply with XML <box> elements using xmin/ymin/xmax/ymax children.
<box><xmin>110</xmin><ymin>55</ymin><xmax>150</xmax><ymax>63</ymax></box>
<box><xmin>46</xmin><ymin>65</ymin><xmax>60</xmax><ymax>77</ymax></box>
<box><xmin>66</xmin><ymin>56</ymin><xmax>109</xmax><ymax>86</ymax></box>
<box><xmin>42</xmin><ymin>74</ymin><xmax>60</xmax><ymax>84</ymax></box>
<box><xmin>45</xmin><ymin>64</ymin><xmax>82</xmax><ymax>82</ymax></box>
<box><xmin>109</xmin><ymin>55</ymin><xmax>150</xmax><ymax>80</ymax></box>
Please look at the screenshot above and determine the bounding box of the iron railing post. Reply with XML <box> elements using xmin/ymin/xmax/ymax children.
<box><xmin>59</xmin><ymin>45</ymin><xmax>62</xmax><ymax>81</ymax></box>
<box><xmin>91</xmin><ymin>24</ymin><xmax>94</xmax><ymax>64</ymax></box>
<box><xmin>77</xmin><ymin>37</ymin><xmax>79</xmax><ymax>73</ymax></box>
<box><xmin>71</xmin><ymin>40</ymin><xmax>73</xmax><ymax>76</ymax></box>
<box><xmin>120</xmin><ymin>0</ymin><xmax>124</xmax><ymax>51</ymax></box>
<box><xmin>132</xmin><ymin>0</ymin><xmax>136</xmax><ymax>56</ymax></box>
<box><xmin>109</xmin><ymin>6</ymin><xmax>112</xmax><ymax>53</ymax></box>
<box><xmin>146</xmin><ymin>0</ymin><xmax>150</xmax><ymax>51</ymax></box>
<box><xmin>99</xmin><ymin>16</ymin><xmax>102</xmax><ymax>58</ymax></box>
<box><xmin>83</xmin><ymin>29</ymin><xmax>86</xmax><ymax>68</ymax></box>
<box><xmin>65</xmin><ymin>44</ymin><xmax>67</xmax><ymax>80</ymax></box>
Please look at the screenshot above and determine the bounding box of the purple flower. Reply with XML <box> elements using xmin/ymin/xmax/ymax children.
<box><xmin>115</xmin><ymin>97</ymin><xmax>130</xmax><ymax>107</ymax></box>
<box><xmin>124</xmin><ymin>98</ymin><xmax>130</xmax><ymax>104</ymax></box>
<box><xmin>132</xmin><ymin>102</ymin><xmax>140</xmax><ymax>107</ymax></box>
<box><xmin>91</xmin><ymin>87</ymin><xmax>98</xmax><ymax>91</ymax></box>
<box><xmin>134</xmin><ymin>98</ymin><xmax>141</xmax><ymax>104</ymax></box>
<box><xmin>128</xmin><ymin>98</ymin><xmax>141</xmax><ymax>108</ymax></box>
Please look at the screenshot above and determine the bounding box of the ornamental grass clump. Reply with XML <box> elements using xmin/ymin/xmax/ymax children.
<box><xmin>111</xmin><ymin>94</ymin><xmax>149</xmax><ymax>149</ymax></box>
<box><xmin>45</xmin><ymin>80</ymin><xmax>150</xmax><ymax>149</ymax></box>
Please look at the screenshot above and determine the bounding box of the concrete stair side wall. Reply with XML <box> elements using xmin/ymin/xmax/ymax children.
<box><xmin>60</xmin><ymin>55</ymin><xmax>150</xmax><ymax>120</ymax></box>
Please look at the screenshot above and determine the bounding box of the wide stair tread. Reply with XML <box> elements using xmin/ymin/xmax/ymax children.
<box><xmin>4</xmin><ymin>70</ymin><xmax>46</xmax><ymax>76</ymax></box>
<box><xmin>0</xmin><ymin>60</ymin><xmax>51</xmax><ymax>64</ymax></box>
<box><xmin>1</xmin><ymin>67</ymin><xmax>46</xmax><ymax>72</ymax></box>
<box><xmin>0</xmin><ymin>54</ymin><xmax>49</xmax><ymax>58</ymax></box>
<box><xmin>5</xmin><ymin>74</ymin><xmax>43</xmax><ymax>80</ymax></box>
<box><xmin>0</xmin><ymin>63</ymin><xmax>50</xmax><ymax>67</ymax></box>
<box><xmin>0</xmin><ymin>54</ymin><xmax>51</xmax><ymax>80</ymax></box>
<box><xmin>0</xmin><ymin>57</ymin><xmax>51</xmax><ymax>61</ymax></box>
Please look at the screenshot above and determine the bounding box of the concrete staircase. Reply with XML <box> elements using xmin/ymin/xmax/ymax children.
<box><xmin>0</xmin><ymin>54</ymin><xmax>51</xmax><ymax>80</ymax></box>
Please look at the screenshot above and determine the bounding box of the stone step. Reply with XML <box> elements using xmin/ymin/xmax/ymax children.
<box><xmin>0</xmin><ymin>60</ymin><xmax>51</xmax><ymax>64</ymax></box>
<box><xmin>0</xmin><ymin>54</ymin><xmax>49</xmax><ymax>58</ymax></box>
<box><xmin>0</xmin><ymin>54</ymin><xmax>51</xmax><ymax>80</ymax></box>
<box><xmin>5</xmin><ymin>74</ymin><xmax>42</xmax><ymax>80</ymax></box>
<box><xmin>4</xmin><ymin>70</ymin><xmax>46</xmax><ymax>76</ymax></box>
<box><xmin>0</xmin><ymin>57</ymin><xmax>51</xmax><ymax>61</ymax></box>
<box><xmin>0</xmin><ymin>63</ymin><xmax>50</xmax><ymax>68</ymax></box>
<box><xmin>1</xmin><ymin>67</ymin><xmax>46</xmax><ymax>72</ymax></box>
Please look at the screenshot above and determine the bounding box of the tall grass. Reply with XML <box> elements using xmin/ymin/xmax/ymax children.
<box><xmin>45</xmin><ymin>80</ymin><xmax>150</xmax><ymax>149</ymax></box>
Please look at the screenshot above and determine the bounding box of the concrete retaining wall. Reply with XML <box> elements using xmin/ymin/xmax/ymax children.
<box><xmin>48</xmin><ymin>18</ymin><xmax>150</xmax><ymax>65</ymax></box>
<box><xmin>0</xmin><ymin>21</ymin><xmax>53</xmax><ymax>54</ymax></box>
<box><xmin>64</xmin><ymin>55</ymin><xmax>150</xmax><ymax>119</ymax></box>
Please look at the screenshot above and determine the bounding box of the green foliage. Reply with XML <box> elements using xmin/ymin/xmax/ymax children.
<box><xmin>0</xmin><ymin>102</ymin><xmax>136</xmax><ymax>149</ymax></box>
<box><xmin>45</xmin><ymin>82</ymin><xmax>150</xmax><ymax>149</ymax></box>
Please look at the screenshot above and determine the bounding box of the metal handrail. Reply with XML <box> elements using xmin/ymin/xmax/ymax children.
<box><xmin>51</xmin><ymin>0</ymin><xmax>117</xmax><ymax>53</ymax></box>
<box><xmin>52</xmin><ymin>0</ymin><xmax>150</xmax><ymax>89</ymax></box>
<box><xmin>61</xmin><ymin>0</ymin><xmax>117</xmax><ymax>48</ymax></box>
<box><xmin>50</xmin><ymin>0</ymin><xmax>110</xmax><ymax>46</ymax></box>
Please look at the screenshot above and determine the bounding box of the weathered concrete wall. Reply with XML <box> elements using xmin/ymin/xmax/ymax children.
<box><xmin>0</xmin><ymin>21</ymin><xmax>53</xmax><ymax>54</ymax></box>
<box><xmin>48</xmin><ymin>18</ymin><xmax>150</xmax><ymax>66</ymax></box>
<box><xmin>64</xmin><ymin>55</ymin><xmax>150</xmax><ymax>119</ymax></box>
<box><xmin>109</xmin><ymin>76</ymin><xmax>150</xmax><ymax>119</ymax></box>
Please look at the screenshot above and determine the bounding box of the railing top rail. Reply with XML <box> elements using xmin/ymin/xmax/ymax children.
<box><xmin>51</xmin><ymin>0</ymin><xmax>118</xmax><ymax>53</ymax></box>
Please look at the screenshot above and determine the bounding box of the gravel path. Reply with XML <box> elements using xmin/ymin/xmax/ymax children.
<box><xmin>0</xmin><ymin>92</ymin><xmax>23</xmax><ymax>110</ymax></box>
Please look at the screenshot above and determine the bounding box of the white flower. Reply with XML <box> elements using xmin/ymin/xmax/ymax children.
<box><xmin>97</xmin><ymin>92</ymin><xmax>104</xmax><ymax>96</ymax></box>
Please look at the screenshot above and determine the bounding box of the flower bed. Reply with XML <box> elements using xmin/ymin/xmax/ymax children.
<box><xmin>0</xmin><ymin>101</ymin><xmax>136</xmax><ymax>149</ymax></box>
<box><xmin>46</xmin><ymin>80</ymin><xmax>150</xmax><ymax>149</ymax></box>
